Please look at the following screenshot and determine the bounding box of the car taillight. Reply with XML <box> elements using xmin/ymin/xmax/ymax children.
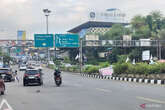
<box><xmin>24</xmin><ymin>74</ymin><xmax>28</xmax><ymax>77</ymax></box>
<box><xmin>35</xmin><ymin>74</ymin><xmax>40</xmax><ymax>77</ymax></box>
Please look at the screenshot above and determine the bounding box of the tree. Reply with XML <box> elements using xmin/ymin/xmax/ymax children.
<box><xmin>131</xmin><ymin>15</ymin><xmax>146</xmax><ymax>29</ymax></box>
<box><xmin>107</xmin><ymin>48</ymin><xmax>120</xmax><ymax>64</ymax></box>
<box><xmin>131</xmin><ymin>15</ymin><xmax>151</xmax><ymax>39</ymax></box>
<box><xmin>146</xmin><ymin>15</ymin><xmax>153</xmax><ymax>31</ymax></box>
<box><xmin>68</xmin><ymin>48</ymin><xmax>79</xmax><ymax>64</ymax></box>
<box><xmin>150</xmin><ymin>11</ymin><xmax>162</xmax><ymax>21</ymax></box>
<box><xmin>108</xmin><ymin>53</ymin><xmax>117</xmax><ymax>64</ymax></box>
<box><xmin>129</xmin><ymin>49</ymin><xmax>142</xmax><ymax>62</ymax></box>
<box><xmin>150</xmin><ymin>11</ymin><xmax>163</xmax><ymax>34</ymax></box>
<box><xmin>159</xmin><ymin>29</ymin><xmax>165</xmax><ymax>40</ymax></box>
<box><xmin>103</xmin><ymin>24</ymin><xmax>124</xmax><ymax>40</ymax></box>
<box><xmin>132</xmin><ymin>25</ymin><xmax>150</xmax><ymax>39</ymax></box>
<box><xmin>3</xmin><ymin>54</ymin><xmax>11</xmax><ymax>65</ymax></box>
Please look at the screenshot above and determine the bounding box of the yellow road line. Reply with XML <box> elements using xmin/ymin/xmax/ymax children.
<box><xmin>136</xmin><ymin>96</ymin><xmax>165</xmax><ymax>104</ymax></box>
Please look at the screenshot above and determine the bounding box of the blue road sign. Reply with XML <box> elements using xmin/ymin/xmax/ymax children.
<box><xmin>34</xmin><ymin>34</ymin><xmax>54</xmax><ymax>47</ymax></box>
<box><xmin>55</xmin><ymin>34</ymin><xmax>79</xmax><ymax>48</ymax></box>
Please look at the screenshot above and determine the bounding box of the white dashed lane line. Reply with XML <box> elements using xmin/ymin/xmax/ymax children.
<box><xmin>136</xmin><ymin>96</ymin><xmax>165</xmax><ymax>104</ymax></box>
<box><xmin>95</xmin><ymin>88</ymin><xmax>112</xmax><ymax>93</ymax></box>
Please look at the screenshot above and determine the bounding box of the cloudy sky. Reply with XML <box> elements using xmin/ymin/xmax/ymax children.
<box><xmin>0</xmin><ymin>0</ymin><xmax>165</xmax><ymax>39</ymax></box>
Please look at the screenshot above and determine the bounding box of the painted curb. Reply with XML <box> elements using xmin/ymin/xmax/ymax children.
<box><xmin>80</xmin><ymin>73</ymin><xmax>165</xmax><ymax>85</ymax></box>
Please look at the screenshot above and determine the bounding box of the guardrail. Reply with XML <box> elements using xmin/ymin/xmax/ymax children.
<box><xmin>84</xmin><ymin>40</ymin><xmax>165</xmax><ymax>47</ymax></box>
<box><xmin>0</xmin><ymin>39</ymin><xmax>164</xmax><ymax>48</ymax></box>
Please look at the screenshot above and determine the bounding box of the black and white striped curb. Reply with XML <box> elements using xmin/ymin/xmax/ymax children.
<box><xmin>81</xmin><ymin>73</ymin><xmax>165</xmax><ymax>85</ymax></box>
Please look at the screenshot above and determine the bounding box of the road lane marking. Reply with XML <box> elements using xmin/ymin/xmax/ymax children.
<box><xmin>136</xmin><ymin>96</ymin><xmax>165</xmax><ymax>104</ymax></box>
<box><xmin>0</xmin><ymin>99</ymin><xmax>14</xmax><ymax>110</ymax></box>
<box><xmin>73</xmin><ymin>84</ymin><xmax>82</xmax><ymax>87</ymax></box>
<box><xmin>96</xmin><ymin>88</ymin><xmax>112</xmax><ymax>93</ymax></box>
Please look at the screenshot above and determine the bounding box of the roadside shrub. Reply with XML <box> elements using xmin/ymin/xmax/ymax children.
<box><xmin>99</xmin><ymin>62</ymin><xmax>110</xmax><ymax>68</ymax></box>
<box><xmin>83</xmin><ymin>65</ymin><xmax>100</xmax><ymax>74</ymax></box>
<box><xmin>147</xmin><ymin>64</ymin><xmax>160</xmax><ymax>74</ymax></box>
<box><xmin>114</xmin><ymin>63</ymin><xmax>128</xmax><ymax>75</ymax></box>
<box><xmin>114</xmin><ymin>62</ymin><xmax>165</xmax><ymax>75</ymax></box>
<box><xmin>158</xmin><ymin>63</ymin><xmax>165</xmax><ymax>74</ymax></box>
<box><xmin>118</xmin><ymin>55</ymin><xmax>128</xmax><ymax>63</ymax></box>
<box><xmin>63</xmin><ymin>57</ymin><xmax>70</xmax><ymax>63</ymax></box>
<box><xmin>126</xmin><ymin>63</ymin><xmax>136</xmax><ymax>74</ymax></box>
<box><xmin>48</xmin><ymin>64</ymin><xmax>55</xmax><ymax>69</ymax></box>
<box><xmin>134</xmin><ymin>63</ymin><xmax>149</xmax><ymax>75</ymax></box>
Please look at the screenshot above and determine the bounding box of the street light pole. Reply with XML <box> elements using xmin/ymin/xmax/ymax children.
<box><xmin>46</xmin><ymin>15</ymin><xmax>48</xmax><ymax>34</ymax></box>
<box><xmin>43</xmin><ymin>9</ymin><xmax>51</xmax><ymax>61</ymax></box>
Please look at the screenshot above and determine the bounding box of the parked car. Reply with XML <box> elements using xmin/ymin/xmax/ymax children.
<box><xmin>0</xmin><ymin>76</ymin><xmax>5</xmax><ymax>95</ymax></box>
<box><xmin>19</xmin><ymin>64</ymin><xmax>27</xmax><ymax>71</ymax></box>
<box><xmin>23</xmin><ymin>69</ymin><xmax>43</xmax><ymax>86</ymax></box>
<box><xmin>0</xmin><ymin>68</ymin><xmax>14</xmax><ymax>82</ymax></box>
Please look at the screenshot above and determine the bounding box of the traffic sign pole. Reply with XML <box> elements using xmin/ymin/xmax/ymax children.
<box><xmin>54</xmin><ymin>35</ymin><xmax>57</xmax><ymax>61</ymax></box>
<box><xmin>79</xmin><ymin>39</ymin><xmax>83</xmax><ymax>74</ymax></box>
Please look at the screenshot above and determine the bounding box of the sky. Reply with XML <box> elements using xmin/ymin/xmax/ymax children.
<box><xmin>0</xmin><ymin>0</ymin><xmax>165</xmax><ymax>39</ymax></box>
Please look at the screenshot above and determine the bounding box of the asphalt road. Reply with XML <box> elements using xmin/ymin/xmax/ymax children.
<box><xmin>0</xmin><ymin>65</ymin><xmax>165</xmax><ymax>110</ymax></box>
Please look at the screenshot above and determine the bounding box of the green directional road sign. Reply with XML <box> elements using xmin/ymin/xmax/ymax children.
<box><xmin>34</xmin><ymin>34</ymin><xmax>54</xmax><ymax>47</ymax></box>
<box><xmin>55</xmin><ymin>34</ymin><xmax>79</xmax><ymax>48</ymax></box>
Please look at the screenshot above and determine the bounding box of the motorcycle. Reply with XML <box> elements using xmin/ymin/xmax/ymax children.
<box><xmin>54</xmin><ymin>75</ymin><xmax>62</xmax><ymax>87</ymax></box>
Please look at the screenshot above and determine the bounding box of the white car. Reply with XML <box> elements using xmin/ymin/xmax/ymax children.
<box><xmin>19</xmin><ymin>64</ymin><xmax>27</xmax><ymax>71</ymax></box>
<box><xmin>34</xmin><ymin>64</ymin><xmax>42</xmax><ymax>71</ymax></box>
<box><xmin>48</xmin><ymin>61</ymin><xmax>55</xmax><ymax>65</ymax></box>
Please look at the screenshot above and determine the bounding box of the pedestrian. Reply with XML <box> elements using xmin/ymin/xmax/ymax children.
<box><xmin>14</xmin><ymin>70</ymin><xmax>19</xmax><ymax>83</ymax></box>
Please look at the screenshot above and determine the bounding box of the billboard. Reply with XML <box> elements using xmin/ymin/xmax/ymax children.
<box><xmin>89</xmin><ymin>9</ymin><xmax>126</xmax><ymax>23</ymax></box>
<box><xmin>17</xmin><ymin>30</ymin><xmax>26</xmax><ymax>45</ymax></box>
<box><xmin>55</xmin><ymin>34</ymin><xmax>79</xmax><ymax>48</ymax></box>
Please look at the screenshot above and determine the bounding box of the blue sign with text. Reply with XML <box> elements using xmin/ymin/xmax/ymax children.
<box><xmin>55</xmin><ymin>34</ymin><xmax>79</xmax><ymax>48</ymax></box>
<box><xmin>34</xmin><ymin>34</ymin><xmax>54</xmax><ymax>47</ymax></box>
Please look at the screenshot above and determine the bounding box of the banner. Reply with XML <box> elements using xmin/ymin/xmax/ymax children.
<box><xmin>17</xmin><ymin>30</ymin><xmax>26</xmax><ymax>45</ymax></box>
<box><xmin>99</xmin><ymin>66</ymin><xmax>113</xmax><ymax>76</ymax></box>
<box><xmin>142</xmin><ymin>50</ymin><xmax>150</xmax><ymax>61</ymax></box>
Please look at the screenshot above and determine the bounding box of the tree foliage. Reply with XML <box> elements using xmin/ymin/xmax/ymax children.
<box><xmin>103</xmin><ymin>24</ymin><xmax>124</xmax><ymax>40</ymax></box>
<box><xmin>130</xmin><ymin>11</ymin><xmax>165</xmax><ymax>40</ymax></box>
<box><xmin>159</xmin><ymin>29</ymin><xmax>165</xmax><ymax>40</ymax></box>
<box><xmin>129</xmin><ymin>49</ymin><xmax>141</xmax><ymax>62</ymax></box>
<box><xmin>131</xmin><ymin>15</ymin><xmax>146</xmax><ymax>29</ymax></box>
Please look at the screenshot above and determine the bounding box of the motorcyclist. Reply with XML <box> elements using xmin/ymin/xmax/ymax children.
<box><xmin>54</xmin><ymin>67</ymin><xmax>61</xmax><ymax>77</ymax></box>
<box><xmin>54</xmin><ymin>67</ymin><xmax>62</xmax><ymax>86</ymax></box>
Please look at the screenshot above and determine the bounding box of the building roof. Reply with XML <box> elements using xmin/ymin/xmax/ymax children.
<box><xmin>68</xmin><ymin>21</ymin><xmax>129</xmax><ymax>33</ymax></box>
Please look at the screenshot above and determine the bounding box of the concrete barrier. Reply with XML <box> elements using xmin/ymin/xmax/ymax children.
<box><xmin>81</xmin><ymin>74</ymin><xmax>164</xmax><ymax>85</ymax></box>
<box><xmin>133</xmin><ymin>78</ymin><xmax>137</xmax><ymax>82</ymax></box>
<box><xmin>129</xmin><ymin>78</ymin><xmax>132</xmax><ymax>82</ymax></box>
<box><xmin>150</xmin><ymin>79</ymin><xmax>155</xmax><ymax>84</ymax></box>
<box><xmin>157</xmin><ymin>80</ymin><xmax>162</xmax><ymax>84</ymax></box>
<box><xmin>144</xmin><ymin>79</ymin><xmax>149</xmax><ymax>83</ymax></box>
